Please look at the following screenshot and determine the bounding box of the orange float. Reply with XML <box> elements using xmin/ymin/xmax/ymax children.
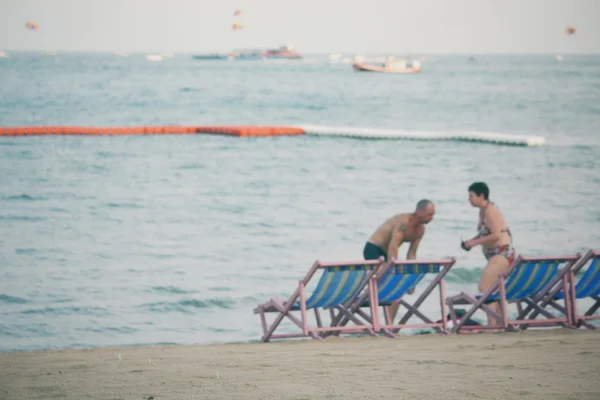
<box><xmin>0</xmin><ymin>126</ymin><xmax>306</xmax><ymax>137</ymax></box>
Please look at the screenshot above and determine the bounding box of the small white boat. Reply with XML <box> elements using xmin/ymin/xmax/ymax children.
<box><xmin>353</xmin><ymin>57</ymin><xmax>422</xmax><ymax>74</ymax></box>
<box><xmin>146</xmin><ymin>54</ymin><xmax>163</xmax><ymax>62</ymax></box>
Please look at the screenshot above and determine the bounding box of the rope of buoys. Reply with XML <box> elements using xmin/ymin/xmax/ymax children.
<box><xmin>0</xmin><ymin>125</ymin><xmax>546</xmax><ymax>146</ymax></box>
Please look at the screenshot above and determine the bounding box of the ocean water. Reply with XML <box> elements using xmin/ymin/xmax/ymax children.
<box><xmin>0</xmin><ymin>52</ymin><xmax>599</xmax><ymax>352</ymax></box>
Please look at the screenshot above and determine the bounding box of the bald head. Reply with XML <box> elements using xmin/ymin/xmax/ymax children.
<box><xmin>416</xmin><ymin>199</ymin><xmax>433</xmax><ymax>211</ymax></box>
<box><xmin>415</xmin><ymin>199</ymin><xmax>435</xmax><ymax>224</ymax></box>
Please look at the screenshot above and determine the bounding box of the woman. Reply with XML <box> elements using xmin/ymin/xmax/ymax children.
<box><xmin>461</xmin><ymin>182</ymin><xmax>516</xmax><ymax>326</ymax></box>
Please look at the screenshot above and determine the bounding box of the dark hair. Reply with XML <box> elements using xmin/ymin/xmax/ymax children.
<box><xmin>468</xmin><ymin>182</ymin><xmax>489</xmax><ymax>200</ymax></box>
<box><xmin>416</xmin><ymin>199</ymin><xmax>433</xmax><ymax>211</ymax></box>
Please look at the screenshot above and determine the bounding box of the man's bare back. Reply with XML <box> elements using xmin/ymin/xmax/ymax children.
<box><xmin>363</xmin><ymin>200</ymin><xmax>435</xmax><ymax>262</ymax></box>
<box><xmin>369</xmin><ymin>214</ymin><xmax>424</xmax><ymax>252</ymax></box>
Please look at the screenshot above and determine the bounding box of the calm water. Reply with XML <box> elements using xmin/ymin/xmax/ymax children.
<box><xmin>1</xmin><ymin>52</ymin><xmax>599</xmax><ymax>351</ymax></box>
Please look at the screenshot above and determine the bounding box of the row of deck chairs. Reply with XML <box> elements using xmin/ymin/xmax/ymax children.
<box><xmin>253</xmin><ymin>249</ymin><xmax>600</xmax><ymax>342</ymax></box>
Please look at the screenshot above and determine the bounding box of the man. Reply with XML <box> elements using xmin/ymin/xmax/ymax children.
<box><xmin>363</xmin><ymin>199</ymin><xmax>436</xmax><ymax>322</ymax></box>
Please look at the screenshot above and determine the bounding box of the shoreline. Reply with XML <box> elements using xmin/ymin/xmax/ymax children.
<box><xmin>1</xmin><ymin>329</ymin><xmax>599</xmax><ymax>400</ymax></box>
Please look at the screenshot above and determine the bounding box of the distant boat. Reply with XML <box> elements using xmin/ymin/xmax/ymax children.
<box><xmin>192</xmin><ymin>54</ymin><xmax>230</xmax><ymax>60</ymax></box>
<box><xmin>146</xmin><ymin>54</ymin><xmax>163</xmax><ymax>62</ymax></box>
<box><xmin>328</xmin><ymin>53</ymin><xmax>343</xmax><ymax>63</ymax></box>
<box><xmin>192</xmin><ymin>45</ymin><xmax>302</xmax><ymax>61</ymax></box>
<box><xmin>353</xmin><ymin>58</ymin><xmax>422</xmax><ymax>74</ymax></box>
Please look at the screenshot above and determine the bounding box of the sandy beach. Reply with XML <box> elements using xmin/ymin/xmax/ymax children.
<box><xmin>1</xmin><ymin>329</ymin><xmax>599</xmax><ymax>400</ymax></box>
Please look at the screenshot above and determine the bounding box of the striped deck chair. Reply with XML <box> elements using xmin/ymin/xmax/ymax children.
<box><xmin>446</xmin><ymin>254</ymin><xmax>581</xmax><ymax>333</ymax></box>
<box><xmin>559</xmin><ymin>250</ymin><xmax>600</xmax><ymax>329</ymax></box>
<box><xmin>516</xmin><ymin>251</ymin><xmax>599</xmax><ymax>330</ymax></box>
<box><xmin>329</xmin><ymin>258</ymin><xmax>457</xmax><ymax>338</ymax></box>
<box><xmin>253</xmin><ymin>258</ymin><xmax>384</xmax><ymax>342</ymax></box>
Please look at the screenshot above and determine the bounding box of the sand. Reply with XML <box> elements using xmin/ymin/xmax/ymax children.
<box><xmin>1</xmin><ymin>329</ymin><xmax>599</xmax><ymax>400</ymax></box>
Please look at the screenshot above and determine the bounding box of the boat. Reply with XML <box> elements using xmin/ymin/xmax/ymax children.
<box><xmin>192</xmin><ymin>45</ymin><xmax>302</xmax><ymax>61</ymax></box>
<box><xmin>146</xmin><ymin>54</ymin><xmax>163</xmax><ymax>62</ymax></box>
<box><xmin>192</xmin><ymin>54</ymin><xmax>229</xmax><ymax>60</ymax></box>
<box><xmin>352</xmin><ymin>57</ymin><xmax>421</xmax><ymax>73</ymax></box>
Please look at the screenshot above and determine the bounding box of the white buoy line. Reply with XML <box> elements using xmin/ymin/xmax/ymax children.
<box><xmin>297</xmin><ymin>125</ymin><xmax>546</xmax><ymax>147</ymax></box>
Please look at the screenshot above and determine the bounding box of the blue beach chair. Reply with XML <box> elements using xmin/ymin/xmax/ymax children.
<box><xmin>253</xmin><ymin>258</ymin><xmax>384</xmax><ymax>342</ymax></box>
<box><xmin>329</xmin><ymin>258</ymin><xmax>457</xmax><ymax>338</ymax></box>
<box><xmin>446</xmin><ymin>254</ymin><xmax>581</xmax><ymax>333</ymax></box>
<box><xmin>557</xmin><ymin>250</ymin><xmax>600</xmax><ymax>329</ymax></box>
<box><xmin>516</xmin><ymin>250</ymin><xmax>600</xmax><ymax>330</ymax></box>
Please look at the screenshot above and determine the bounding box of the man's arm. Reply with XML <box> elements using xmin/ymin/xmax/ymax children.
<box><xmin>406</xmin><ymin>235</ymin><xmax>423</xmax><ymax>260</ymax></box>
<box><xmin>387</xmin><ymin>222</ymin><xmax>407</xmax><ymax>260</ymax></box>
<box><xmin>406</xmin><ymin>232</ymin><xmax>423</xmax><ymax>295</ymax></box>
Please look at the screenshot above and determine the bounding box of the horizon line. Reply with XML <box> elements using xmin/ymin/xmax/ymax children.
<box><xmin>1</xmin><ymin>49</ymin><xmax>599</xmax><ymax>56</ymax></box>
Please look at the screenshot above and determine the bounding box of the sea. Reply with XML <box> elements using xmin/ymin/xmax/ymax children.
<box><xmin>0</xmin><ymin>52</ymin><xmax>599</xmax><ymax>352</ymax></box>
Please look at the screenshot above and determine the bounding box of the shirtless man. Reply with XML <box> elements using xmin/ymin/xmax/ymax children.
<box><xmin>363</xmin><ymin>199</ymin><xmax>436</xmax><ymax>322</ymax></box>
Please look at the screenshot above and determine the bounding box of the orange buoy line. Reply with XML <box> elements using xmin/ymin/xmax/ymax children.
<box><xmin>195</xmin><ymin>126</ymin><xmax>304</xmax><ymax>137</ymax></box>
<box><xmin>0</xmin><ymin>126</ymin><xmax>305</xmax><ymax>137</ymax></box>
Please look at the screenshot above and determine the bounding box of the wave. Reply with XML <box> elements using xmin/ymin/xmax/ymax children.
<box><xmin>106</xmin><ymin>202</ymin><xmax>143</xmax><ymax>209</ymax></box>
<box><xmin>445</xmin><ymin>267</ymin><xmax>482</xmax><ymax>284</ymax></box>
<box><xmin>18</xmin><ymin>306</ymin><xmax>110</xmax><ymax>317</ymax></box>
<box><xmin>178</xmin><ymin>163</ymin><xmax>206</xmax><ymax>170</ymax></box>
<box><xmin>75</xmin><ymin>326</ymin><xmax>138</xmax><ymax>334</ymax></box>
<box><xmin>0</xmin><ymin>215</ymin><xmax>46</xmax><ymax>222</ymax></box>
<box><xmin>0</xmin><ymin>294</ymin><xmax>28</xmax><ymax>304</ymax></box>
<box><xmin>15</xmin><ymin>248</ymin><xmax>37</xmax><ymax>255</ymax></box>
<box><xmin>136</xmin><ymin>298</ymin><xmax>236</xmax><ymax>314</ymax></box>
<box><xmin>1</xmin><ymin>194</ymin><xmax>46</xmax><ymax>201</ymax></box>
<box><xmin>151</xmin><ymin>286</ymin><xmax>198</xmax><ymax>295</ymax></box>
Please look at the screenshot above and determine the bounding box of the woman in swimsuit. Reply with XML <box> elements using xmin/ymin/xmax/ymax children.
<box><xmin>461</xmin><ymin>182</ymin><xmax>516</xmax><ymax>326</ymax></box>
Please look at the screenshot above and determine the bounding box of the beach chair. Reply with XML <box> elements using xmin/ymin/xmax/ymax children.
<box><xmin>446</xmin><ymin>254</ymin><xmax>581</xmax><ymax>333</ymax></box>
<box><xmin>329</xmin><ymin>258</ymin><xmax>457</xmax><ymax>338</ymax></box>
<box><xmin>516</xmin><ymin>251</ymin><xmax>600</xmax><ymax>330</ymax></box>
<box><xmin>253</xmin><ymin>258</ymin><xmax>384</xmax><ymax>342</ymax></box>
<box><xmin>558</xmin><ymin>250</ymin><xmax>600</xmax><ymax>329</ymax></box>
